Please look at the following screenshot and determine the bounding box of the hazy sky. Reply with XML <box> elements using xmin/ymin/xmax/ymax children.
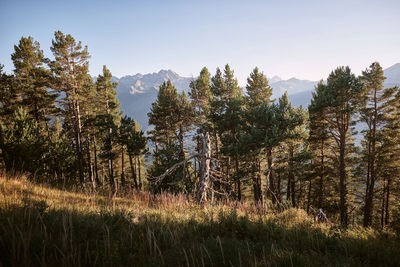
<box><xmin>1</xmin><ymin>0</ymin><xmax>399</xmax><ymax>85</ymax></box>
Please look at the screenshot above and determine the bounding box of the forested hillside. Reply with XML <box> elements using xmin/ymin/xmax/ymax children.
<box><xmin>1</xmin><ymin>32</ymin><xmax>400</xmax><ymax>239</ymax></box>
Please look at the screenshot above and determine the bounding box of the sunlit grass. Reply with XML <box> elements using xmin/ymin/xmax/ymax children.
<box><xmin>0</xmin><ymin>174</ymin><xmax>399</xmax><ymax>266</ymax></box>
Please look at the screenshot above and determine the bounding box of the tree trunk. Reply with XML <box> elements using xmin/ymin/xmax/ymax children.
<box><xmin>121</xmin><ymin>145</ymin><xmax>126</xmax><ymax>187</ymax></box>
<box><xmin>385</xmin><ymin>177</ymin><xmax>391</xmax><ymax>226</ymax></box>
<box><xmin>277</xmin><ymin>172</ymin><xmax>281</xmax><ymax>202</ymax></box>
<box><xmin>364</xmin><ymin>136</ymin><xmax>372</xmax><ymax>226</ymax></box>
<box><xmin>258</xmin><ymin>158</ymin><xmax>263</xmax><ymax>203</ymax></box>
<box><xmin>252</xmin><ymin>166</ymin><xmax>258</xmax><ymax>204</ymax></box>
<box><xmin>267</xmin><ymin>148</ymin><xmax>275</xmax><ymax>203</ymax></box>
<box><xmin>179</xmin><ymin>124</ymin><xmax>184</xmax><ymax>158</ymax></box>
<box><xmin>138</xmin><ymin>156</ymin><xmax>142</xmax><ymax>190</ymax></box>
<box><xmin>196</xmin><ymin>132</ymin><xmax>211</xmax><ymax>203</ymax></box>
<box><xmin>93</xmin><ymin>136</ymin><xmax>100</xmax><ymax>186</ymax></box>
<box><xmin>381</xmin><ymin>184</ymin><xmax>385</xmax><ymax>229</ymax></box>
<box><xmin>364</xmin><ymin>88</ymin><xmax>378</xmax><ymax>227</ymax></box>
<box><xmin>286</xmin><ymin>173</ymin><xmax>291</xmax><ymax>202</ymax></box>
<box><xmin>129</xmin><ymin>153</ymin><xmax>138</xmax><ymax>189</ymax></box>
<box><xmin>109</xmin><ymin>157</ymin><xmax>115</xmax><ymax>191</ymax></box>
<box><xmin>87</xmin><ymin>134</ymin><xmax>95</xmax><ymax>189</ymax></box>
<box><xmin>72</xmin><ymin>98</ymin><xmax>85</xmax><ymax>184</ymax></box>
<box><xmin>227</xmin><ymin>156</ymin><xmax>231</xmax><ymax>198</ymax></box>
<box><xmin>339</xmin><ymin>132</ymin><xmax>348</xmax><ymax>226</ymax></box>
<box><xmin>235</xmin><ymin>156</ymin><xmax>241</xmax><ymax>201</ymax></box>
<box><xmin>252</xmin><ymin>158</ymin><xmax>261</xmax><ymax>204</ymax></box>
<box><xmin>307</xmin><ymin>176</ymin><xmax>312</xmax><ymax>214</ymax></box>
<box><xmin>288</xmin><ymin>147</ymin><xmax>296</xmax><ymax>207</ymax></box>
<box><xmin>318</xmin><ymin>139</ymin><xmax>325</xmax><ymax>209</ymax></box>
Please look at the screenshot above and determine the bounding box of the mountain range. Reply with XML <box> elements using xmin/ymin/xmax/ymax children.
<box><xmin>115</xmin><ymin>64</ymin><xmax>400</xmax><ymax>130</ymax></box>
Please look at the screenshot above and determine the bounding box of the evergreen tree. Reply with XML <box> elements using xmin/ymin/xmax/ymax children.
<box><xmin>45</xmin><ymin>117</ymin><xmax>76</xmax><ymax>182</ymax></box>
<box><xmin>148</xmin><ymin>81</ymin><xmax>194</xmax><ymax>192</ymax></box>
<box><xmin>148</xmin><ymin>80</ymin><xmax>181</xmax><ymax>146</ymax></box>
<box><xmin>246</xmin><ymin>67</ymin><xmax>273</xmax><ymax>106</ymax></box>
<box><xmin>189</xmin><ymin>67</ymin><xmax>213</xmax><ymax>126</ymax></box>
<box><xmin>359</xmin><ymin>62</ymin><xmax>395</xmax><ymax>226</ymax></box>
<box><xmin>11</xmin><ymin>36</ymin><xmax>58</xmax><ymax>126</ymax></box>
<box><xmin>308</xmin><ymin>81</ymin><xmax>336</xmax><ymax>211</ymax></box>
<box><xmin>95</xmin><ymin>66</ymin><xmax>121</xmax><ymax>190</ymax></box>
<box><xmin>370</xmin><ymin>85</ymin><xmax>400</xmax><ymax>228</ymax></box>
<box><xmin>217</xmin><ymin>65</ymin><xmax>244</xmax><ymax>200</ymax></box>
<box><xmin>0</xmin><ymin>65</ymin><xmax>18</xmax><ymax>121</ymax></box>
<box><xmin>240</xmin><ymin>67</ymin><xmax>273</xmax><ymax>204</ymax></box>
<box><xmin>0</xmin><ymin>107</ymin><xmax>43</xmax><ymax>173</ymax></box>
<box><xmin>324</xmin><ymin>66</ymin><xmax>362</xmax><ymax>225</ymax></box>
<box><xmin>176</xmin><ymin>91</ymin><xmax>194</xmax><ymax>158</ymax></box>
<box><xmin>120</xmin><ymin>116</ymin><xmax>147</xmax><ymax>190</ymax></box>
<box><xmin>49</xmin><ymin>31</ymin><xmax>91</xmax><ymax>183</ymax></box>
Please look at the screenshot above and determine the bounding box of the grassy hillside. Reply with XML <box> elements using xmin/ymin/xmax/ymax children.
<box><xmin>0</xmin><ymin>175</ymin><xmax>399</xmax><ymax>266</ymax></box>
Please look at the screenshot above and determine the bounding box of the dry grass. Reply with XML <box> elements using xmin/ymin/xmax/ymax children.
<box><xmin>0</xmin><ymin>174</ymin><xmax>399</xmax><ymax>266</ymax></box>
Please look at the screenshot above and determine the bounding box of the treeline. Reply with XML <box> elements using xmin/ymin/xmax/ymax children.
<box><xmin>146</xmin><ymin>64</ymin><xmax>400</xmax><ymax>229</ymax></box>
<box><xmin>1</xmin><ymin>32</ymin><xmax>400</xmax><ymax>229</ymax></box>
<box><xmin>0</xmin><ymin>32</ymin><xmax>146</xmax><ymax>191</ymax></box>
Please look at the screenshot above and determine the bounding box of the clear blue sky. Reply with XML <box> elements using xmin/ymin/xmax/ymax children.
<box><xmin>1</xmin><ymin>0</ymin><xmax>399</xmax><ymax>85</ymax></box>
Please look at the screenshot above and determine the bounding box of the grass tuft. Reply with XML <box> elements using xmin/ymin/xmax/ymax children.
<box><xmin>0</xmin><ymin>175</ymin><xmax>399</xmax><ymax>266</ymax></box>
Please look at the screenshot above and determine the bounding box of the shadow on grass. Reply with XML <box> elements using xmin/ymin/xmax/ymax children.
<box><xmin>0</xmin><ymin>199</ymin><xmax>399</xmax><ymax>267</ymax></box>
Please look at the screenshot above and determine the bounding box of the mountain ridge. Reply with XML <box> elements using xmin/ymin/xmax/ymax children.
<box><xmin>116</xmin><ymin>63</ymin><xmax>400</xmax><ymax>130</ymax></box>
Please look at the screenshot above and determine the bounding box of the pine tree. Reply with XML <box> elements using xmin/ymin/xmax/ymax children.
<box><xmin>242</xmin><ymin>67</ymin><xmax>273</xmax><ymax>204</ymax></box>
<box><xmin>45</xmin><ymin>117</ymin><xmax>76</xmax><ymax>182</ymax></box>
<box><xmin>371</xmin><ymin>85</ymin><xmax>400</xmax><ymax>228</ymax></box>
<box><xmin>95</xmin><ymin>66</ymin><xmax>121</xmax><ymax>191</ymax></box>
<box><xmin>282</xmin><ymin>108</ymin><xmax>309</xmax><ymax>208</ymax></box>
<box><xmin>308</xmin><ymin>81</ymin><xmax>336</xmax><ymax>211</ymax></box>
<box><xmin>49</xmin><ymin>31</ymin><xmax>91</xmax><ymax>183</ymax></box>
<box><xmin>324</xmin><ymin>66</ymin><xmax>362</xmax><ymax>225</ymax></box>
<box><xmin>246</xmin><ymin>67</ymin><xmax>273</xmax><ymax>106</ymax></box>
<box><xmin>11</xmin><ymin>36</ymin><xmax>58</xmax><ymax>127</ymax></box>
<box><xmin>189</xmin><ymin>67</ymin><xmax>213</xmax><ymax>126</ymax></box>
<box><xmin>0</xmin><ymin>65</ymin><xmax>18</xmax><ymax>121</ymax></box>
<box><xmin>120</xmin><ymin>116</ymin><xmax>147</xmax><ymax>190</ymax></box>
<box><xmin>359</xmin><ymin>62</ymin><xmax>396</xmax><ymax>226</ymax></box>
<box><xmin>148</xmin><ymin>81</ymin><xmax>194</xmax><ymax>192</ymax></box>
<box><xmin>0</xmin><ymin>107</ymin><xmax>43</xmax><ymax>173</ymax></box>
<box><xmin>176</xmin><ymin>91</ymin><xmax>194</xmax><ymax>158</ymax></box>
<box><xmin>216</xmin><ymin>65</ymin><xmax>244</xmax><ymax>200</ymax></box>
<box><xmin>148</xmin><ymin>80</ymin><xmax>181</xmax><ymax>146</ymax></box>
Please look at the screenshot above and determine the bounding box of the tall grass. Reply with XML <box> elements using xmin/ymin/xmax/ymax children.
<box><xmin>0</xmin><ymin>175</ymin><xmax>399</xmax><ymax>266</ymax></box>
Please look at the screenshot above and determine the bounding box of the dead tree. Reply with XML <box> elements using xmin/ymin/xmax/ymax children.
<box><xmin>149</xmin><ymin>78</ymin><xmax>229</xmax><ymax>204</ymax></box>
<box><xmin>313</xmin><ymin>208</ymin><xmax>329</xmax><ymax>223</ymax></box>
<box><xmin>196</xmin><ymin>132</ymin><xmax>211</xmax><ymax>203</ymax></box>
<box><xmin>149</xmin><ymin>131</ymin><xmax>227</xmax><ymax>204</ymax></box>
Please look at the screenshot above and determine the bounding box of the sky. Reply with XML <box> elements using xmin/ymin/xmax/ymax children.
<box><xmin>1</xmin><ymin>0</ymin><xmax>399</xmax><ymax>85</ymax></box>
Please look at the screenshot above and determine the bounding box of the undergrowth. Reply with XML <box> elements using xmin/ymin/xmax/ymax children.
<box><xmin>0</xmin><ymin>175</ymin><xmax>399</xmax><ymax>266</ymax></box>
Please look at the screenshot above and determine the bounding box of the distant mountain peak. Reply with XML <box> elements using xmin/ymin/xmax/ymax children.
<box><xmin>384</xmin><ymin>63</ymin><xmax>400</xmax><ymax>84</ymax></box>
<box><xmin>115</xmin><ymin>69</ymin><xmax>192</xmax><ymax>129</ymax></box>
<box><xmin>387</xmin><ymin>63</ymin><xmax>400</xmax><ymax>68</ymax></box>
<box><xmin>269</xmin><ymin>75</ymin><xmax>282</xmax><ymax>83</ymax></box>
<box><xmin>115</xmin><ymin>64</ymin><xmax>400</xmax><ymax>130</ymax></box>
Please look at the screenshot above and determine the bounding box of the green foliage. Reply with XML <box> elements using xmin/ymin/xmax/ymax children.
<box><xmin>120</xmin><ymin>116</ymin><xmax>146</xmax><ymax>156</ymax></box>
<box><xmin>11</xmin><ymin>36</ymin><xmax>58</xmax><ymax>125</ymax></box>
<box><xmin>95</xmin><ymin>66</ymin><xmax>121</xmax><ymax>161</ymax></box>
<box><xmin>0</xmin><ymin>107</ymin><xmax>44</xmax><ymax>173</ymax></box>
<box><xmin>148</xmin><ymin>80</ymin><xmax>193</xmax><ymax>145</ymax></box>
<box><xmin>189</xmin><ymin>66</ymin><xmax>213</xmax><ymax>124</ymax></box>
<box><xmin>246</xmin><ymin>66</ymin><xmax>273</xmax><ymax>106</ymax></box>
<box><xmin>148</xmin><ymin>142</ymin><xmax>193</xmax><ymax>194</ymax></box>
